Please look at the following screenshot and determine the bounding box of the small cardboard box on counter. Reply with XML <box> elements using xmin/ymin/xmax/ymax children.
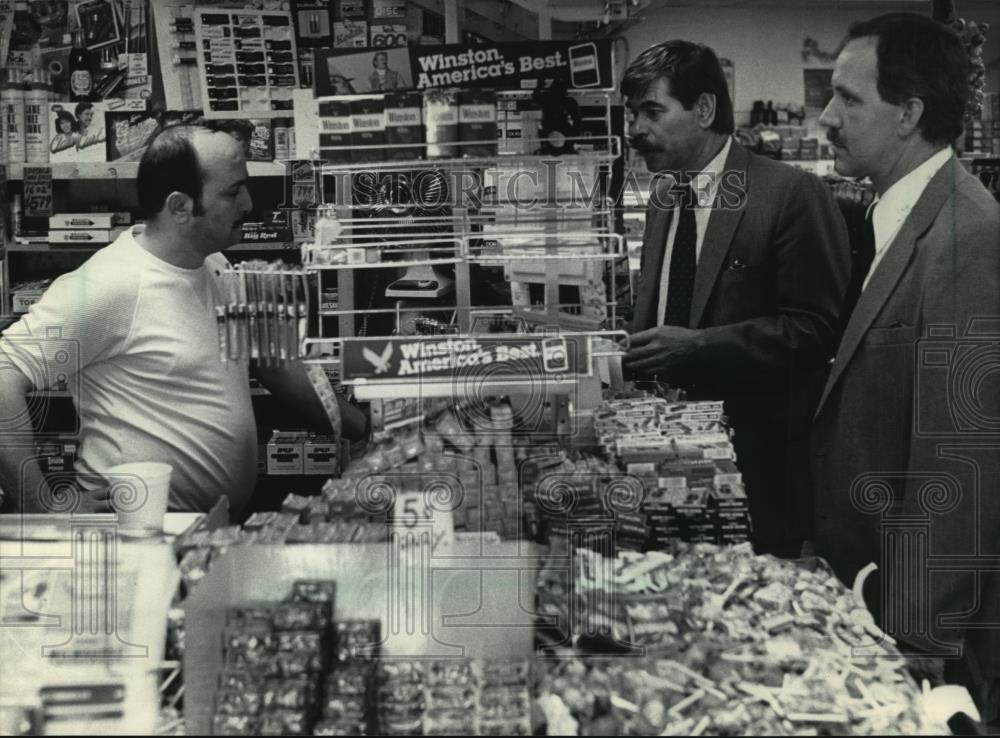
<box><xmin>267</xmin><ymin>431</ymin><xmax>305</xmax><ymax>475</ymax></box>
<box><xmin>303</xmin><ymin>435</ymin><xmax>339</xmax><ymax>475</ymax></box>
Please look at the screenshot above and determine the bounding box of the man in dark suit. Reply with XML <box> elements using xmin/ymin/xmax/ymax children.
<box><xmin>812</xmin><ymin>13</ymin><xmax>1000</xmax><ymax>723</ymax></box>
<box><xmin>622</xmin><ymin>41</ymin><xmax>850</xmax><ymax>557</ymax></box>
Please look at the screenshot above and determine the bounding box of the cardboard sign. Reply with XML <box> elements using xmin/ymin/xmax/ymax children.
<box><xmin>340</xmin><ymin>335</ymin><xmax>590</xmax><ymax>384</ymax></box>
<box><xmin>315</xmin><ymin>40</ymin><xmax>614</xmax><ymax>95</ymax></box>
<box><xmin>392</xmin><ymin>490</ymin><xmax>454</xmax><ymax>551</ymax></box>
<box><xmin>23</xmin><ymin>166</ymin><xmax>53</xmax><ymax>217</ymax></box>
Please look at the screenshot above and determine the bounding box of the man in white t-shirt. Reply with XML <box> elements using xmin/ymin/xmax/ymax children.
<box><xmin>0</xmin><ymin>124</ymin><xmax>365</xmax><ymax>517</ymax></box>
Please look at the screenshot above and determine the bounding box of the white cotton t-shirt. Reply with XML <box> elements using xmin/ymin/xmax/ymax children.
<box><xmin>0</xmin><ymin>226</ymin><xmax>257</xmax><ymax>515</ymax></box>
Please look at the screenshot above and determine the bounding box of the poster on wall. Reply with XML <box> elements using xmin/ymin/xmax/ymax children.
<box><xmin>315</xmin><ymin>40</ymin><xmax>614</xmax><ymax>96</ymax></box>
<box><xmin>803</xmin><ymin>68</ymin><xmax>834</xmax><ymax>111</ymax></box>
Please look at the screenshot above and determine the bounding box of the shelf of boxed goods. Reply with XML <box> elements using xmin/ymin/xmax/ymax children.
<box><xmin>5</xmin><ymin>241</ymin><xmax>300</xmax><ymax>253</ymax></box>
<box><xmin>317</xmin><ymin>141</ymin><xmax>622</xmax><ymax>175</ymax></box>
<box><xmin>4</xmin><ymin>161</ymin><xmax>288</xmax><ymax>180</ymax></box>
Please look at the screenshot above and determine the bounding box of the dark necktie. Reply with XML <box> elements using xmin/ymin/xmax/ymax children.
<box><xmin>662</xmin><ymin>182</ymin><xmax>698</xmax><ymax>327</ymax></box>
<box><xmin>840</xmin><ymin>206</ymin><xmax>876</xmax><ymax>328</ymax></box>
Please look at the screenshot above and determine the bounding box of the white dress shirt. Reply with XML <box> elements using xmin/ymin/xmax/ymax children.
<box><xmin>656</xmin><ymin>137</ymin><xmax>733</xmax><ymax>326</ymax></box>
<box><xmin>863</xmin><ymin>147</ymin><xmax>952</xmax><ymax>291</ymax></box>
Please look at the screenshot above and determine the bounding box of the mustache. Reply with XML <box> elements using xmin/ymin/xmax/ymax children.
<box><xmin>826</xmin><ymin>131</ymin><xmax>843</xmax><ymax>146</ymax></box>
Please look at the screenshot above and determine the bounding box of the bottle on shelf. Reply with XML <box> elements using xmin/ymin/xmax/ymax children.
<box><xmin>69</xmin><ymin>29</ymin><xmax>94</xmax><ymax>102</ymax></box>
<box><xmin>24</xmin><ymin>70</ymin><xmax>51</xmax><ymax>164</ymax></box>
<box><xmin>2</xmin><ymin>69</ymin><xmax>27</xmax><ymax>164</ymax></box>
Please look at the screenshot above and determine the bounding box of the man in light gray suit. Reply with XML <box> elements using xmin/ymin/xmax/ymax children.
<box><xmin>622</xmin><ymin>40</ymin><xmax>850</xmax><ymax>556</ymax></box>
<box><xmin>813</xmin><ymin>13</ymin><xmax>1000</xmax><ymax>724</ymax></box>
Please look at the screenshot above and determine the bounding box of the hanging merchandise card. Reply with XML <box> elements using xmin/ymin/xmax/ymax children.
<box><xmin>194</xmin><ymin>9</ymin><xmax>300</xmax><ymax>118</ymax></box>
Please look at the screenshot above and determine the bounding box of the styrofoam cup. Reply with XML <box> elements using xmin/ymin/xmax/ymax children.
<box><xmin>106</xmin><ymin>462</ymin><xmax>172</xmax><ymax>533</ymax></box>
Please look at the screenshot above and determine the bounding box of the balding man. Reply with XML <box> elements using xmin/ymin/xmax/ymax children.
<box><xmin>0</xmin><ymin>124</ymin><xmax>365</xmax><ymax>518</ymax></box>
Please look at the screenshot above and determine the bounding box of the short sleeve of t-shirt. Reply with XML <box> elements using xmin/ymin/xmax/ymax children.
<box><xmin>0</xmin><ymin>256</ymin><xmax>139</xmax><ymax>391</ymax></box>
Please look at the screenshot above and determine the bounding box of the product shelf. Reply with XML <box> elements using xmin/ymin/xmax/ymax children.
<box><xmin>5</xmin><ymin>161</ymin><xmax>287</xmax><ymax>181</ymax></box>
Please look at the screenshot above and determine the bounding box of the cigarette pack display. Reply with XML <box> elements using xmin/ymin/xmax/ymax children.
<box><xmin>458</xmin><ymin>89</ymin><xmax>497</xmax><ymax>157</ymax></box>
<box><xmin>384</xmin><ymin>91</ymin><xmax>423</xmax><ymax>160</ymax></box>
<box><xmin>318</xmin><ymin>99</ymin><xmax>351</xmax><ymax>163</ymax></box>
<box><xmin>423</xmin><ymin>89</ymin><xmax>458</xmax><ymax>158</ymax></box>
<box><xmin>349</xmin><ymin>96</ymin><xmax>385</xmax><ymax>162</ymax></box>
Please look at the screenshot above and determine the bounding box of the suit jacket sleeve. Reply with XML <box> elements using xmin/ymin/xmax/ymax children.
<box><xmin>693</xmin><ymin>171</ymin><xmax>850</xmax><ymax>391</ymax></box>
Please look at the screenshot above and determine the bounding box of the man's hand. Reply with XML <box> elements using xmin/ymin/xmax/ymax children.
<box><xmin>623</xmin><ymin>326</ymin><xmax>704</xmax><ymax>376</ymax></box>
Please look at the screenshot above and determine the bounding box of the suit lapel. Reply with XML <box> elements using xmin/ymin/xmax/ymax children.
<box><xmin>815</xmin><ymin>154</ymin><xmax>967</xmax><ymax>416</ymax></box>
<box><xmin>633</xmin><ymin>177</ymin><xmax>674</xmax><ymax>331</ymax></box>
<box><xmin>690</xmin><ymin>142</ymin><xmax>749</xmax><ymax>327</ymax></box>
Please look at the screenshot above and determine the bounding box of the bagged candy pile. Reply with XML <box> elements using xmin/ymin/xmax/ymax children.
<box><xmin>535</xmin><ymin>543</ymin><xmax>946</xmax><ymax>736</ymax></box>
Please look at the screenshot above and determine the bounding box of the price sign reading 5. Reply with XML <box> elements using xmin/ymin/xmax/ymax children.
<box><xmin>392</xmin><ymin>484</ymin><xmax>456</xmax><ymax>550</ymax></box>
<box><xmin>396</xmin><ymin>492</ymin><xmax>428</xmax><ymax>528</ymax></box>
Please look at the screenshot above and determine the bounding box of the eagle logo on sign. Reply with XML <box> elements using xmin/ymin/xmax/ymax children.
<box><xmin>363</xmin><ymin>343</ymin><xmax>394</xmax><ymax>375</ymax></box>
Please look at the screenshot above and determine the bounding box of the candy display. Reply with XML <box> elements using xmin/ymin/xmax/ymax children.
<box><xmin>534</xmin><ymin>543</ymin><xmax>946</xmax><ymax>736</ymax></box>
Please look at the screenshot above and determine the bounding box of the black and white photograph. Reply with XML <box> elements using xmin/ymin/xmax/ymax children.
<box><xmin>0</xmin><ymin>0</ymin><xmax>998</xmax><ymax>736</ymax></box>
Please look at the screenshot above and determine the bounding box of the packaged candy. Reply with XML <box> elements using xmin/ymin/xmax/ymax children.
<box><xmin>262</xmin><ymin>679</ymin><xmax>313</xmax><ymax>710</ymax></box>
<box><xmin>426</xmin><ymin>686</ymin><xmax>476</xmax><ymax>710</ymax></box>
<box><xmin>479</xmin><ymin>659</ymin><xmax>530</xmax><ymax>685</ymax></box>
<box><xmin>479</xmin><ymin>718</ymin><xmax>531</xmax><ymax>735</ymax></box>
<box><xmin>274</xmin><ymin>629</ymin><xmax>325</xmax><ymax>653</ymax></box>
<box><xmin>276</xmin><ymin>649</ymin><xmax>324</xmax><ymax>677</ymax></box>
<box><xmin>273</xmin><ymin>601</ymin><xmax>331</xmax><ymax>630</ymax></box>
<box><xmin>314</xmin><ymin>719</ymin><xmax>369</xmax><ymax>736</ymax></box>
<box><xmin>423</xmin><ymin>710</ymin><xmax>475</xmax><ymax>734</ymax></box>
<box><xmin>227</xmin><ymin>603</ymin><xmax>276</xmax><ymax>626</ymax></box>
<box><xmin>335</xmin><ymin>620</ymin><xmax>380</xmax><ymax>661</ymax></box>
<box><xmin>326</xmin><ymin>662</ymin><xmax>374</xmax><ymax>694</ymax></box>
<box><xmin>218</xmin><ymin>667</ymin><xmax>267</xmax><ymax>692</ymax></box>
<box><xmin>380</xmin><ymin>681</ymin><xmax>424</xmax><ymax>704</ymax></box>
<box><xmin>321</xmin><ymin>693</ymin><xmax>367</xmax><ymax>720</ymax></box>
<box><xmin>215</xmin><ymin>689</ymin><xmax>264</xmax><ymax>715</ymax></box>
<box><xmin>259</xmin><ymin>709</ymin><xmax>309</xmax><ymax>735</ymax></box>
<box><xmin>224</xmin><ymin>623</ymin><xmax>273</xmax><ymax>655</ymax></box>
<box><xmin>212</xmin><ymin>714</ymin><xmax>258</xmax><ymax>735</ymax></box>
<box><xmin>291</xmin><ymin>579</ymin><xmax>337</xmax><ymax>605</ymax></box>
<box><xmin>425</xmin><ymin>660</ymin><xmax>474</xmax><ymax>686</ymax></box>
<box><xmin>380</xmin><ymin>716</ymin><xmax>423</xmax><ymax>735</ymax></box>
